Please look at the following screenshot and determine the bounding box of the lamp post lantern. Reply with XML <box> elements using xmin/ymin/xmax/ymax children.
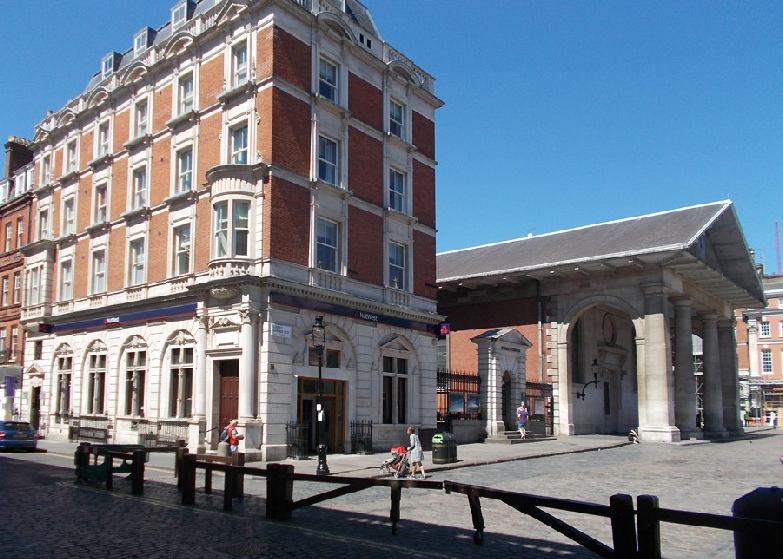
<box><xmin>311</xmin><ymin>315</ymin><xmax>330</xmax><ymax>475</ymax></box>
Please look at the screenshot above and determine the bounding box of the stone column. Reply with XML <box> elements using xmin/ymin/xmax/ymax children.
<box><xmin>719</xmin><ymin>318</ymin><xmax>742</xmax><ymax>436</ymax></box>
<box><xmin>638</xmin><ymin>284</ymin><xmax>680</xmax><ymax>441</ymax></box>
<box><xmin>673</xmin><ymin>298</ymin><xmax>700</xmax><ymax>439</ymax></box>
<box><xmin>239</xmin><ymin>308</ymin><xmax>256</xmax><ymax>420</ymax></box>
<box><xmin>701</xmin><ymin>313</ymin><xmax>727</xmax><ymax>438</ymax></box>
<box><xmin>194</xmin><ymin>313</ymin><xmax>207</xmax><ymax>417</ymax></box>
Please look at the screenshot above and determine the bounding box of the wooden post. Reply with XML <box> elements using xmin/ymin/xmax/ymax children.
<box><xmin>181</xmin><ymin>454</ymin><xmax>196</xmax><ymax>505</ymax></box>
<box><xmin>105</xmin><ymin>453</ymin><xmax>114</xmax><ymax>490</ymax></box>
<box><xmin>204</xmin><ymin>463</ymin><xmax>213</xmax><ymax>494</ymax></box>
<box><xmin>266</xmin><ymin>464</ymin><xmax>294</xmax><ymax>520</ymax></box>
<box><xmin>173</xmin><ymin>439</ymin><xmax>185</xmax><ymax>479</ymax></box>
<box><xmin>224</xmin><ymin>467</ymin><xmax>235</xmax><ymax>512</ymax></box>
<box><xmin>637</xmin><ymin>494</ymin><xmax>662</xmax><ymax>559</ymax></box>
<box><xmin>177</xmin><ymin>448</ymin><xmax>189</xmax><ymax>490</ymax></box>
<box><xmin>610</xmin><ymin>493</ymin><xmax>637</xmax><ymax>557</ymax></box>
<box><xmin>390</xmin><ymin>482</ymin><xmax>402</xmax><ymax>535</ymax></box>
<box><xmin>467</xmin><ymin>489</ymin><xmax>485</xmax><ymax>545</ymax></box>
<box><xmin>131</xmin><ymin>450</ymin><xmax>145</xmax><ymax>495</ymax></box>
<box><xmin>234</xmin><ymin>453</ymin><xmax>245</xmax><ymax>498</ymax></box>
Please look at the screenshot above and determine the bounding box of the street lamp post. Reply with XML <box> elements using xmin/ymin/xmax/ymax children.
<box><xmin>311</xmin><ymin>315</ymin><xmax>330</xmax><ymax>476</ymax></box>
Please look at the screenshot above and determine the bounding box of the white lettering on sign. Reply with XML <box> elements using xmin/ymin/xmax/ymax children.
<box><xmin>105</xmin><ymin>317</ymin><xmax>120</xmax><ymax>324</ymax></box>
<box><xmin>355</xmin><ymin>311</ymin><xmax>379</xmax><ymax>322</ymax></box>
<box><xmin>271</xmin><ymin>323</ymin><xmax>292</xmax><ymax>338</ymax></box>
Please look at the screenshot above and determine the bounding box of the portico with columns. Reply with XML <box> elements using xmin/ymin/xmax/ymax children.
<box><xmin>438</xmin><ymin>201</ymin><xmax>765</xmax><ymax>443</ymax></box>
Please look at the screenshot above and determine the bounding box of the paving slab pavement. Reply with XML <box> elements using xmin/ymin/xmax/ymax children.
<box><xmin>38</xmin><ymin>433</ymin><xmax>634</xmax><ymax>477</ymax></box>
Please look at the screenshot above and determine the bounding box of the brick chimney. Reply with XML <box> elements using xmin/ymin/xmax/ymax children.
<box><xmin>4</xmin><ymin>136</ymin><xmax>33</xmax><ymax>178</ymax></box>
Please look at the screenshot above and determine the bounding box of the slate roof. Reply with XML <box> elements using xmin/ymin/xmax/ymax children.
<box><xmin>437</xmin><ymin>201</ymin><xmax>765</xmax><ymax>308</ymax></box>
<box><xmin>79</xmin><ymin>0</ymin><xmax>379</xmax><ymax>97</ymax></box>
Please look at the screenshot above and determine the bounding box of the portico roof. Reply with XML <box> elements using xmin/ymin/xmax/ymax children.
<box><xmin>437</xmin><ymin>201</ymin><xmax>765</xmax><ymax>308</ymax></box>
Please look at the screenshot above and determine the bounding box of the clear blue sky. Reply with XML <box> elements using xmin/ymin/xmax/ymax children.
<box><xmin>1</xmin><ymin>1</ymin><xmax>781</xmax><ymax>272</ymax></box>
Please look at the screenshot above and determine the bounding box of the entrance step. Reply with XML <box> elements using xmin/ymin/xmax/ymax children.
<box><xmin>485</xmin><ymin>431</ymin><xmax>526</xmax><ymax>444</ymax></box>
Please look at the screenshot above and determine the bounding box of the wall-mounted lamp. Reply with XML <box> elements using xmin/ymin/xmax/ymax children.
<box><xmin>576</xmin><ymin>359</ymin><xmax>601</xmax><ymax>400</ymax></box>
<box><xmin>620</xmin><ymin>370</ymin><xmax>627</xmax><ymax>380</ymax></box>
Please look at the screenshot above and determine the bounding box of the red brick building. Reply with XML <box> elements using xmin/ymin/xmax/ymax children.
<box><xmin>0</xmin><ymin>138</ymin><xmax>34</xmax><ymax>423</ymax></box>
<box><xmin>19</xmin><ymin>0</ymin><xmax>442</xmax><ymax>460</ymax></box>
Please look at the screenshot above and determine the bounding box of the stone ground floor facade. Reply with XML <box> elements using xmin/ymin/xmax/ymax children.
<box><xmin>22</xmin><ymin>282</ymin><xmax>439</xmax><ymax>461</ymax></box>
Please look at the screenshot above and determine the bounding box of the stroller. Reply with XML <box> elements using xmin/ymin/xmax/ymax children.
<box><xmin>379</xmin><ymin>446</ymin><xmax>411</xmax><ymax>478</ymax></box>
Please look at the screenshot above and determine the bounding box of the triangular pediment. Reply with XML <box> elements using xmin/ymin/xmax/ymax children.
<box><xmin>471</xmin><ymin>328</ymin><xmax>532</xmax><ymax>349</ymax></box>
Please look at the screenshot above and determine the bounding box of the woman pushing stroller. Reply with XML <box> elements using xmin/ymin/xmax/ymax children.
<box><xmin>407</xmin><ymin>426</ymin><xmax>426</xmax><ymax>479</ymax></box>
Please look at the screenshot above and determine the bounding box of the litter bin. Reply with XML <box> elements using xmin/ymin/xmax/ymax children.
<box><xmin>431</xmin><ymin>432</ymin><xmax>457</xmax><ymax>464</ymax></box>
<box><xmin>732</xmin><ymin>486</ymin><xmax>783</xmax><ymax>558</ymax></box>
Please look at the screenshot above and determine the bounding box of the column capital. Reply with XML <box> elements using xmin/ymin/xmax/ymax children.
<box><xmin>717</xmin><ymin>317</ymin><xmax>736</xmax><ymax>329</ymax></box>
<box><xmin>671</xmin><ymin>296</ymin><xmax>692</xmax><ymax>308</ymax></box>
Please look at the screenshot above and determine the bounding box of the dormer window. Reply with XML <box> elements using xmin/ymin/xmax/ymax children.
<box><xmin>101</xmin><ymin>53</ymin><xmax>117</xmax><ymax>79</ymax></box>
<box><xmin>172</xmin><ymin>1</ymin><xmax>192</xmax><ymax>30</ymax></box>
<box><xmin>134</xmin><ymin>28</ymin><xmax>155</xmax><ymax>58</ymax></box>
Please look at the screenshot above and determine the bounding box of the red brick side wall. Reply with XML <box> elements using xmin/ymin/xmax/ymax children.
<box><xmin>147</xmin><ymin>212</ymin><xmax>168</xmax><ymax>283</ymax></box>
<box><xmin>264</xmin><ymin>176</ymin><xmax>309</xmax><ymax>265</ymax></box>
<box><xmin>412</xmin><ymin>229</ymin><xmax>436</xmax><ymax>299</ymax></box>
<box><xmin>150</xmin><ymin>138</ymin><xmax>171</xmax><ymax>206</ymax></box>
<box><xmin>412</xmin><ymin>111</ymin><xmax>435</xmax><ymax>161</ymax></box>
<box><xmin>348</xmin><ymin>72</ymin><xmax>382</xmax><ymax>131</ymax></box>
<box><xmin>193</xmin><ymin>196</ymin><xmax>212</xmax><ymax>272</ymax></box>
<box><xmin>412</xmin><ymin>159</ymin><xmax>435</xmax><ymax>229</ymax></box>
<box><xmin>153</xmin><ymin>84</ymin><xmax>172</xmax><ymax>132</ymax></box>
<box><xmin>348</xmin><ymin>127</ymin><xmax>383</xmax><ymax>206</ymax></box>
<box><xmin>445</xmin><ymin>298</ymin><xmax>542</xmax><ymax>380</ymax></box>
<box><xmin>198</xmin><ymin>113</ymin><xmax>221</xmax><ymax>184</ymax></box>
<box><xmin>73</xmin><ymin>239</ymin><xmax>89</xmax><ymax>299</ymax></box>
<box><xmin>199</xmin><ymin>56</ymin><xmax>224</xmax><ymax>108</ymax></box>
<box><xmin>272</xmin><ymin>27</ymin><xmax>310</xmax><ymax>91</ymax></box>
<box><xmin>347</xmin><ymin>205</ymin><xmax>383</xmax><ymax>286</ymax></box>
<box><xmin>269</xmin><ymin>89</ymin><xmax>310</xmax><ymax>176</ymax></box>
<box><xmin>107</xmin><ymin>226</ymin><xmax>126</xmax><ymax>292</ymax></box>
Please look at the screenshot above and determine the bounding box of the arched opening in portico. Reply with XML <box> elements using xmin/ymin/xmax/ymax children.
<box><xmin>564</xmin><ymin>304</ymin><xmax>639</xmax><ymax>436</ymax></box>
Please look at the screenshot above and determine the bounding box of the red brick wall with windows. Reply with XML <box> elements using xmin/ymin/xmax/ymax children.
<box><xmin>200</xmin><ymin>56</ymin><xmax>224</xmax><ymax>108</ymax></box>
<box><xmin>263</xmin><ymin>176</ymin><xmax>309</xmax><ymax>266</ymax></box>
<box><xmin>154</xmin><ymin>84</ymin><xmax>172</xmax><ymax>133</ymax></box>
<box><xmin>193</xmin><ymin>196</ymin><xmax>212</xmax><ymax>273</ymax></box>
<box><xmin>271</xmin><ymin>27</ymin><xmax>310</xmax><ymax>91</ymax></box>
<box><xmin>113</xmin><ymin>108</ymin><xmax>130</xmax><ymax>151</ymax></box>
<box><xmin>412</xmin><ymin>229</ymin><xmax>436</xmax><ymax>300</ymax></box>
<box><xmin>77</xmin><ymin>176</ymin><xmax>92</xmax><ymax>230</ymax></box>
<box><xmin>412</xmin><ymin>159</ymin><xmax>435</xmax><ymax>229</ymax></box>
<box><xmin>107</xmin><ymin>227</ymin><xmax>126</xmax><ymax>291</ymax></box>
<box><xmin>110</xmin><ymin>165</ymin><xmax>128</xmax><ymax>220</ymax></box>
<box><xmin>147</xmin><ymin>212</ymin><xmax>168</xmax><ymax>283</ymax></box>
<box><xmin>198</xmin><ymin>113</ymin><xmax>221</xmax><ymax>181</ymax></box>
<box><xmin>412</xmin><ymin>111</ymin><xmax>435</xmax><ymax>161</ymax></box>
<box><xmin>80</xmin><ymin>130</ymin><xmax>94</xmax><ymax>169</ymax></box>
<box><xmin>348</xmin><ymin>127</ymin><xmax>383</xmax><ymax>206</ymax></box>
<box><xmin>347</xmin><ymin>206</ymin><xmax>383</xmax><ymax>286</ymax></box>
<box><xmin>73</xmin><ymin>238</ymin><xmax>89</xmax><ymax>299</ymax></box>
<box><xmin>150</xmin><ymin>138</ymin><xmax>171</xmax><ymax>206</ymax></box>
<box><xmin>349</xmin><ymin>73</ymin><xmax>382</xmax><ymax>131</ymax></box>
<box><xmin>268</xmin><ymin>89</ymin><xmax>310</xmax><ymax>176</ymax></box>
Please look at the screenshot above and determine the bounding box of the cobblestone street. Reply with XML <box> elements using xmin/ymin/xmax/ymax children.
<box><xmin>2</xmin><ymin>430</ymin><xmax>781</xmax><ymax>558</ymax></box>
